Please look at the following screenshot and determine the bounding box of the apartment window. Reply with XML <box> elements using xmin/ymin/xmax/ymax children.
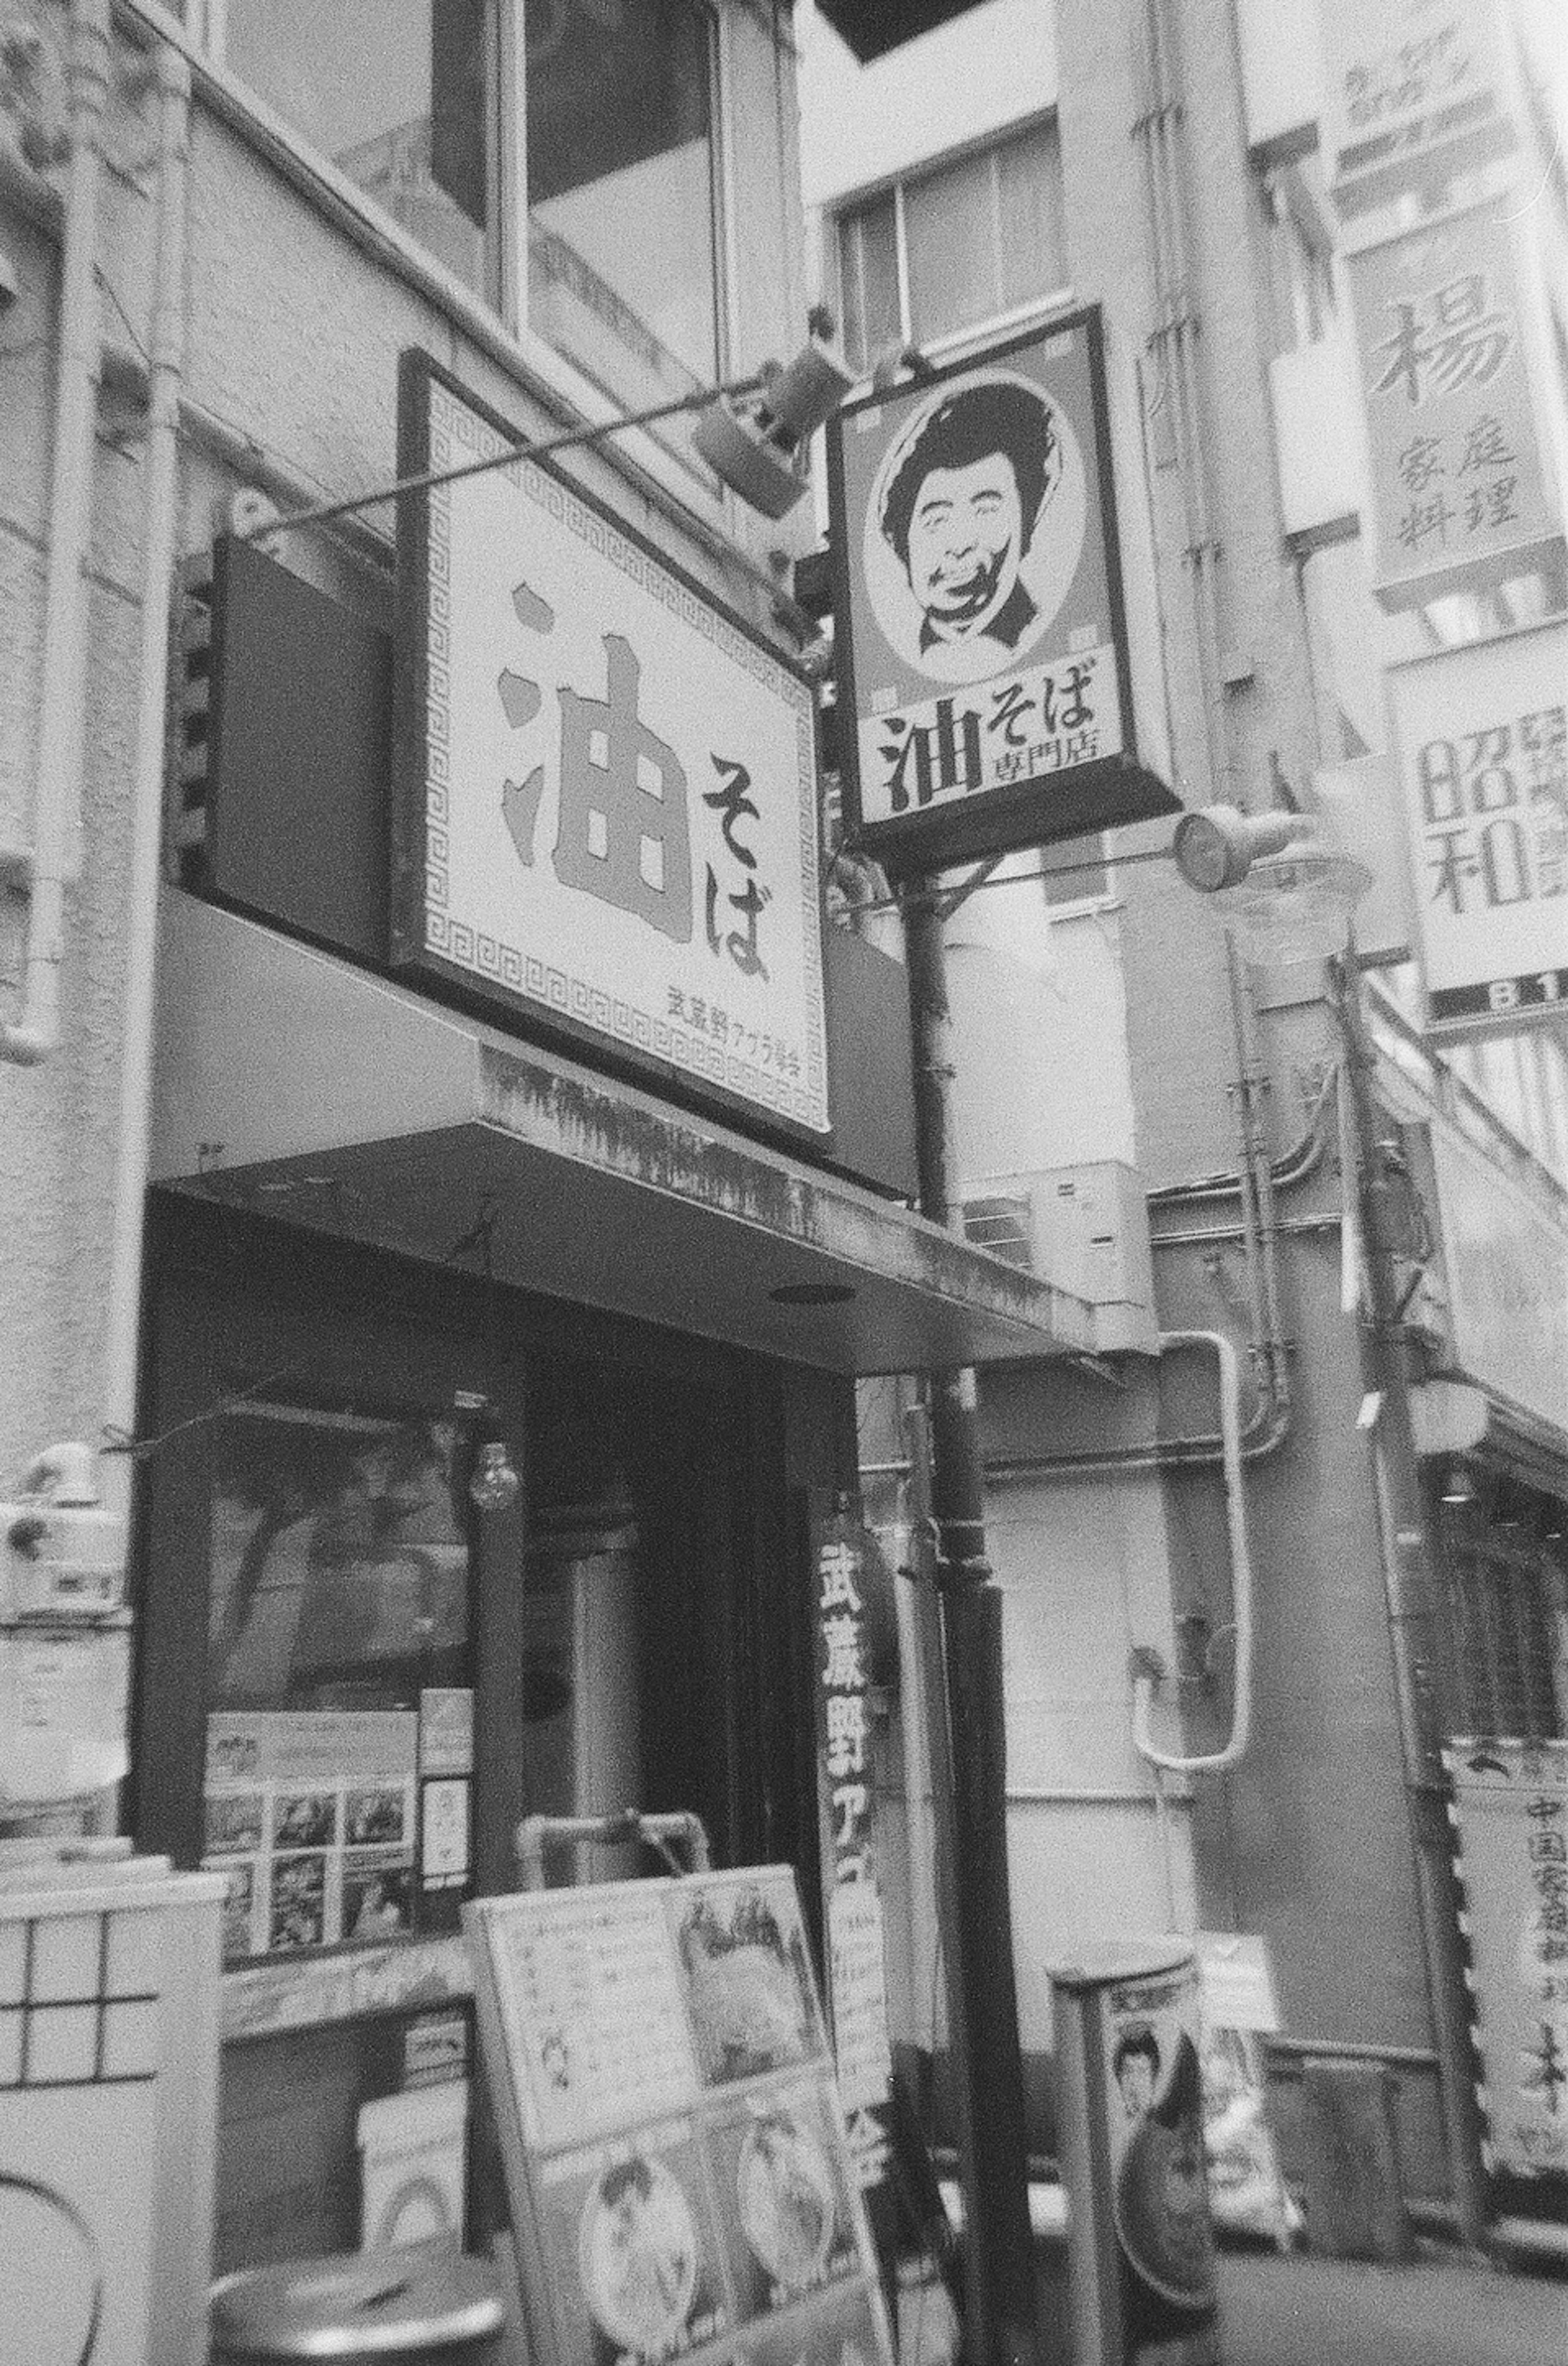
<box><xmin>834</xmin><ymin>117</ymin><xmax>1067</xmax><ymax>377</ymax></box>
<box><xmin>526</xmin><ymin>0</ymin><xmax>719</xmax><ymax>421</ymax></box>
<box><xmin>215</xmin><ymin>1</ymin><xmax>722</xmax><ymax>444</ymax></box>
<box><xmin>1263</xmin><ymin>164</ymin><xmax>1337</xmax><ymax>354</ymax></box>
<box><xmin>223</xmin><ymin>0</ymin><xmax>500</xmax><ymax>300</ymax></box>
<box><xmin>1040</xmin><ymin>831</ymin><xmax>1110</xmax><ymax>908</ymax></box>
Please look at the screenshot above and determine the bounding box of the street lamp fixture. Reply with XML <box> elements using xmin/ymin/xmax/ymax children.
<box><xmin>1172</xmin><ymin>802</ymin><xmax>1372</xmax><ymax>964</ymax></box>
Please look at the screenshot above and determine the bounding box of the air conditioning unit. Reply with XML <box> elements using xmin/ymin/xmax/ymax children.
<box><xmin>962</xmin><ymin>1161</ymin><xmax>1158</xmax><ymax>1354</ymax></box>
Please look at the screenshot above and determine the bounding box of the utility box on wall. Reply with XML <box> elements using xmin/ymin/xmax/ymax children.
<box><xmin>964</xmin><ymin>1162</ymin><xmax>1158</xmax><ymax>1353</ymax></box>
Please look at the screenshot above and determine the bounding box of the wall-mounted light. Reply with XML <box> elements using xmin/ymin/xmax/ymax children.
<box><xmin>1172</xmin><ymin>802</ymin><xmax>1372</xmax><ymax>965</ymax></box>
<box><xmin>469</xmin><ymin>1436</ymin><xmax>521</xmax><ymax>1513</ymax></box>
<box><xmin>1440</xmin><ymin>1461</ymin><xmax>1478</xmax><ymax>1508</ymax></box>
<box><xmin>693</xmin><ymin>328</ymin><xmax>854</xmax><ymax>519</ymax></box>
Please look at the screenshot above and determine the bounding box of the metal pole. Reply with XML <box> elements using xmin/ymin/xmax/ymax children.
<box><xmin>904</xmin><ymin>880</ymin><xmax>1040</xmax><ymax>2366</ymax></box>
<box><xmin>1329</xmin><ymin>949</ymin><xmax>1490</xmax><ymax>2249</ymax></box>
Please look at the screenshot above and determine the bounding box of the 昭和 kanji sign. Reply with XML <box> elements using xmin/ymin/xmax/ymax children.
<box><xmin>825</xmin><ymin>309</ymin><xmax>1177</xmax><ymax>876</ymax></box>
<box><xmin>1388</xmin><ymin>617</ymin><xmax>1567</xmax><ymax>1034</ymax></box>
<box><xmin>1347</xmin><ymin>198</ymin><xmax>1564</xmax><ymax>612</ymax></box>
<box><xmin>394</xmin><ymin>352</ymin><xmax>829</xmax><ymax>1135</ymax></box>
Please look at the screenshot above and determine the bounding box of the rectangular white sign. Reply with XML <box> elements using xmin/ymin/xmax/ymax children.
<box><xmin>398</xmin><ymin>360</ymin><xmax>829</xmax><ymax>1134</ymax></box>
<box><xmin>1389</xmin><ymin>618</ymin><xmax>1567</xmax><ymax>1030</ymax></box>
<box><xmin>1319</xmin><ymin>0</ymin><xmax>1520</xmax><ymax>217</ymax></box>
<box><xmin>1346</xmin><ymin>199</ymin><xmax>1563</xmax><ymax>611</ymax></box>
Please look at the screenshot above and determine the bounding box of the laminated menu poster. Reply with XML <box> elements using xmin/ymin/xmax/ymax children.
<box><xmin>465</xmin><ymin>1869</ymin><xmax>894</xmax><ymax>2366</ymax></box>
<box><xmin>202</xmin><ymin>1709</ymin><xmax>418</xmax><ymax>1959</ymax></box>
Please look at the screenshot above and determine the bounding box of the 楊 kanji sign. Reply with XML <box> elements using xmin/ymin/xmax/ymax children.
<box><xmin>825</xmin><ymin>309</ymin><xmax>1177</xmax><ymax>876</ymax></box>
<box><xmin>1388</xmin><ymin>617</ymin><xmax>1567</xmax><ymax>1032</ymax></box>
<box><xmin>1347</xmin><ymin>197</ymin><xmax>1564</xmax><ymax>611</ymax></box>
<box><xmin>394</xmin><ymin>352</ymin><xmax>829</xmax><ymax>1135</ymax></box>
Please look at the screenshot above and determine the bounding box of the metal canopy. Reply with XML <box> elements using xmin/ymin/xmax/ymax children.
<box><xmin>151</xmin><ymin>894</ymin><xmax>1096</xmax><ymax>1376</ymax></box>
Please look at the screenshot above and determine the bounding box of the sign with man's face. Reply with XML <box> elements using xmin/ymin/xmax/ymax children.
<box><xmin>826</xmin><ymin>309</ymin><xmax>1175</xmax><ymax>875</ymax></box>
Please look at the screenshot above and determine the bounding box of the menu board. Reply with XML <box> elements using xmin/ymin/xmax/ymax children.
<box><xmin>465</xmin><ymin>1869</ymin><xmax>895</xmax><ymax>2366</ymax></box>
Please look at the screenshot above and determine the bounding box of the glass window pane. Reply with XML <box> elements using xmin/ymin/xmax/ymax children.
<box><xmin>224</xmin><ymin>0</ymin><xmax>496</xmax><ymax>300</ymax></box>
<box><xmin>836</xmin><ymin>194</ymin><xmax>900</xmax><ymax>377</ymax></box>
<box><xmin>997</xmin><ymin>120</ymin><xmax>1066</xmax><ymax>307</ymax></box>
<box><xmin>904</xmin><ymin>147</ymin><xmax>997</xmax><ymax>343</ymax></box>
<box><xmin>526</xmin><ymin>0</ymin><xmax>718</xmax><ymax>447</ymax></box>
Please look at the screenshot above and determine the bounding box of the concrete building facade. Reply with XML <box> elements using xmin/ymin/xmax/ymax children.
<box><xmin>800</xmin><ymin>0</ymin><xmax>1568</xmax><ymax>2245</ymax></box>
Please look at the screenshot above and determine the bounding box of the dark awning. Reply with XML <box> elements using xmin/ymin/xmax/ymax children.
<box><xmin>151</xmin><ymin>893</ymin><xmax>1098</xmax><ymax>1376</ymax></box>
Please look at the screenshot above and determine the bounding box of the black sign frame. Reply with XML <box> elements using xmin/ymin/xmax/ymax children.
<box><xmin>825</xmin><ymin>305</ymin><xmax>1177</xmax><ymax>877</ymax></box>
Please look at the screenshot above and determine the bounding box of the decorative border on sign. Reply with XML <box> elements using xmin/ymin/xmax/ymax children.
<box><xmin>421</xmin><ymin>382</ymin><xmax>827</xmax><ymax>1132</ymax></box>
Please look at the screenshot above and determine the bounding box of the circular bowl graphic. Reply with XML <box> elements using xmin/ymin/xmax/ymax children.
<box><xmin>1113</xmin><ymin>2115</ymin><xmax>1215</xmax><ymax>2309</ymax></box>
<box><xmin>737</xmin><ymin>2113</ymin><xmax>835</xmax><ymax>2289</ymax></box>
<box><xmin>579</xmin><ymin>2157</ymin><xmax>698</xmax><ymax>2355</ymax></box>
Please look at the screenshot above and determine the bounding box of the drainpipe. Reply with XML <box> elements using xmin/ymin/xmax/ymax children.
<box><xmin>0</xmin><ymin>0</ymin><xmax>111</xmax><ymax>1064</ymax></box>
<box><xmin>1130</xmin><ymin>1328</ymin><xmax>1255</xmax><ymax>1773</ymax></box>
<box><xmin>98</xmin><ymin>30</ymin><xmax>190</xmax><ymax>1535</ymax></box>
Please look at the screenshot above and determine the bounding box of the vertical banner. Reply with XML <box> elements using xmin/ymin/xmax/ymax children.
<box><xmin>1347</xmin><ymin>198</ymin><xmax>1564</xmax><ymax>610</ymax></box>
<box><xmin>1318</xmin><ymin>0</ymin><xmax>1521</xmax><ymax>218</ymax></box>
<box><xmin>1388</xmin><ymin>619</ymin><xmax>1568</xmax><ymax>1032</ymax></box>
<box><xmin>810</xmin><ymin>1498</ymin><xmax>896</xmax><ymax>2199</ymax></box>
<box><xmin>1445</xmin><ymin>1738</ymin><xmax>1568</xmax><ymax>2190</ymax></box>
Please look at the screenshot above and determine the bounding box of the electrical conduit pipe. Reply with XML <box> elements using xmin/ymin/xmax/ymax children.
<box><xmin>1131</xmin><ymin>1328</ymin><xmax>1255</xmax><ymax>1774</ymax></box>
<box><xmin>0</xmin><ymin>0</ymin><xmax>111</xmax><ymax>1063</ymax></box>
<box><xmin>98</xmin><ymin>29</ymin><xmax>190</xmax><ymax>1537</ymax></box>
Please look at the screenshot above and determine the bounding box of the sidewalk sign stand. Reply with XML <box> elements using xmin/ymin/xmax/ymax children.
<box><xmin>1049</xmin><ymin>1940</ymin><xmax>1221</xmax><ymax>2366</ymax></box>
<box><xmin>464</xmin><ymin>1811</ymin><xmax>898</xmax><ymax>2366</ymax></box>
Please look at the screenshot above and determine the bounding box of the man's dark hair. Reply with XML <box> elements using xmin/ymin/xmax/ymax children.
<box><xmin>602</xmin><ymin>2157</ymin><xmax>655</xmax><ymax>2210</ymax></box>
<box><xmin>1112</xmin><ymin>2025</ymin><xmax>1161</xmax><ymax>2083</ymax></box>
<box><xmin>880</xmin><ymin>381</ymin><xmax>1056</xmax><ymax>569</ymax></box>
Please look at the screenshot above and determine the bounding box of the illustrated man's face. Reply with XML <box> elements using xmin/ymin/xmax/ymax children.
<box><xmin>904</xmin><ymin>452</ymin><xmax>1024</xmax><ymax>634</ymax></box>
<box><xmin>1117</xmin><ymin>2053</ymin><xmax>1156</xmax><ymax>2118</ymax></box>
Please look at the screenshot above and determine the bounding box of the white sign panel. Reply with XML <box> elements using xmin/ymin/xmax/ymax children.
<box><xmin>1429</xmin><ymin>1112</ymin><xmax>1568</xmax><ymax>1437</ymax></box>
<box><xmin>1389</xmin><ymin>619</ymin><xmax>1568</xmax><ymax>1031</ymax></box>
<box><xmin>1319</xmin><ymin>0</ymin><xmax>1520</xmax><ymax>218</ymax></box>
<box><xmin>397</xmin><ymin>357</ymin><xmax>829</xmax><ymax>1134</ymax></box>
<box><xmin>1444</xmin><ymin>1739</ymin><xmax>1568</xmax><ymax>2184</ymax></box>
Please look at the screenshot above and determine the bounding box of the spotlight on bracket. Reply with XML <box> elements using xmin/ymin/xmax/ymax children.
<box><xmin>1171</xmin><ymin>802</ymin><xmax>1372</xmax><ymax>963</ymax></box>
<box><xmin>694</xmin><ymin>329</ymin><xmax>854</xmax><ymax>519</ymax></box>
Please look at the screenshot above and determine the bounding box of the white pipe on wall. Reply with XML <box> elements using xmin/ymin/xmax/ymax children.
<box><xmin>1131</xmin><ymin>1327</ymin><xmax>1256</xmax><ymax>1774</ymax></box>
<box><xmin>99</xmin><ymin>31</ymin><xmax>191</xmax><ymax>1528</ymax></box>
<box><xmin>0</xmin><ymin>0</ymin><xmax>112</xmax><ymax>1064</ymax></box>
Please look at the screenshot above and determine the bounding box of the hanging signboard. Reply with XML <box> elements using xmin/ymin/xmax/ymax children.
<box><xmin>394</xmin><ymin>350</ymin><xmax>829</xmax><ymax>1137</ymax></box>
<box><xmin>465</xmin><ymin>1868</ymin><xmax>895</xmax><ymax>2366</ymax></box>
<box><xmin>825</xmin><ymin>308</ymin><xmax>1178</xmax><ymax>877</ymax></box>
<box><xmin>1318</xmin><ymin>0</ymin><xmax>1521</xmax><ymax>221</ymax></box>
<box><xmin>1347</xmin><ymin>198</ymin><xmax>1564</xmax><ymax>613</ymax></box>
<box><xmin>1388</xmin><ymin>617</ymin><xmax>1568</xmax><ymax>1033</ymax></box>
<box><xmin>1444</xmin><ymin>1737</ymin><xmax>1568</xmax><ymax>2194</ymax></box>
<box><xmin>1427</xmin><ymin>1109</ymin><xmax>1568</xmax><ymax>1436</ymax></box>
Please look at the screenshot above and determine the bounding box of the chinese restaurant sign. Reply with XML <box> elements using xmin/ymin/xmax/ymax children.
<box><xmin>1319</xmin><ymin>0</ymin><xmax>1520</xmax><ymax>219</ymax></box>
<box><xmin>1388</xmin><ymin>618</ymin><xmax>1567</xmax><ymax>1032</ymax></box>
<box><xmin>810</xmin><ymin>1499</ymin><xmax>894</xmax><ymax>2197</ymax></box>
<box><xmin>1444</xmin><ymin>1739</ymin><xmax>1568</xmax><ymax>2189</ymax></box>
<box><xmin>826</xmin><ymin>308</ymin><xmax>1177</xmax><ymax>876</ymax></box>
<box><xmin>464</xmin><ymin>1868</ymin><xmax>896</xmax><ymax>2366</ymax></box>
<box><xmin>1347</xmin><ymin>198</ymin><xmax>1563</xmax><ymax>611</ymax></box>
<box><xmin>395</xmin><ymin>351</ymin><xmax>829</xmax><ymax>1135</ymax></box>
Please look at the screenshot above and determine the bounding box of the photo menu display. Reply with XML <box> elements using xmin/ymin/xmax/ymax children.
<box><xmin>465</xmin><ymin>1869</ymin><xmax>894</xmax><ymax>2366</ymax></box>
